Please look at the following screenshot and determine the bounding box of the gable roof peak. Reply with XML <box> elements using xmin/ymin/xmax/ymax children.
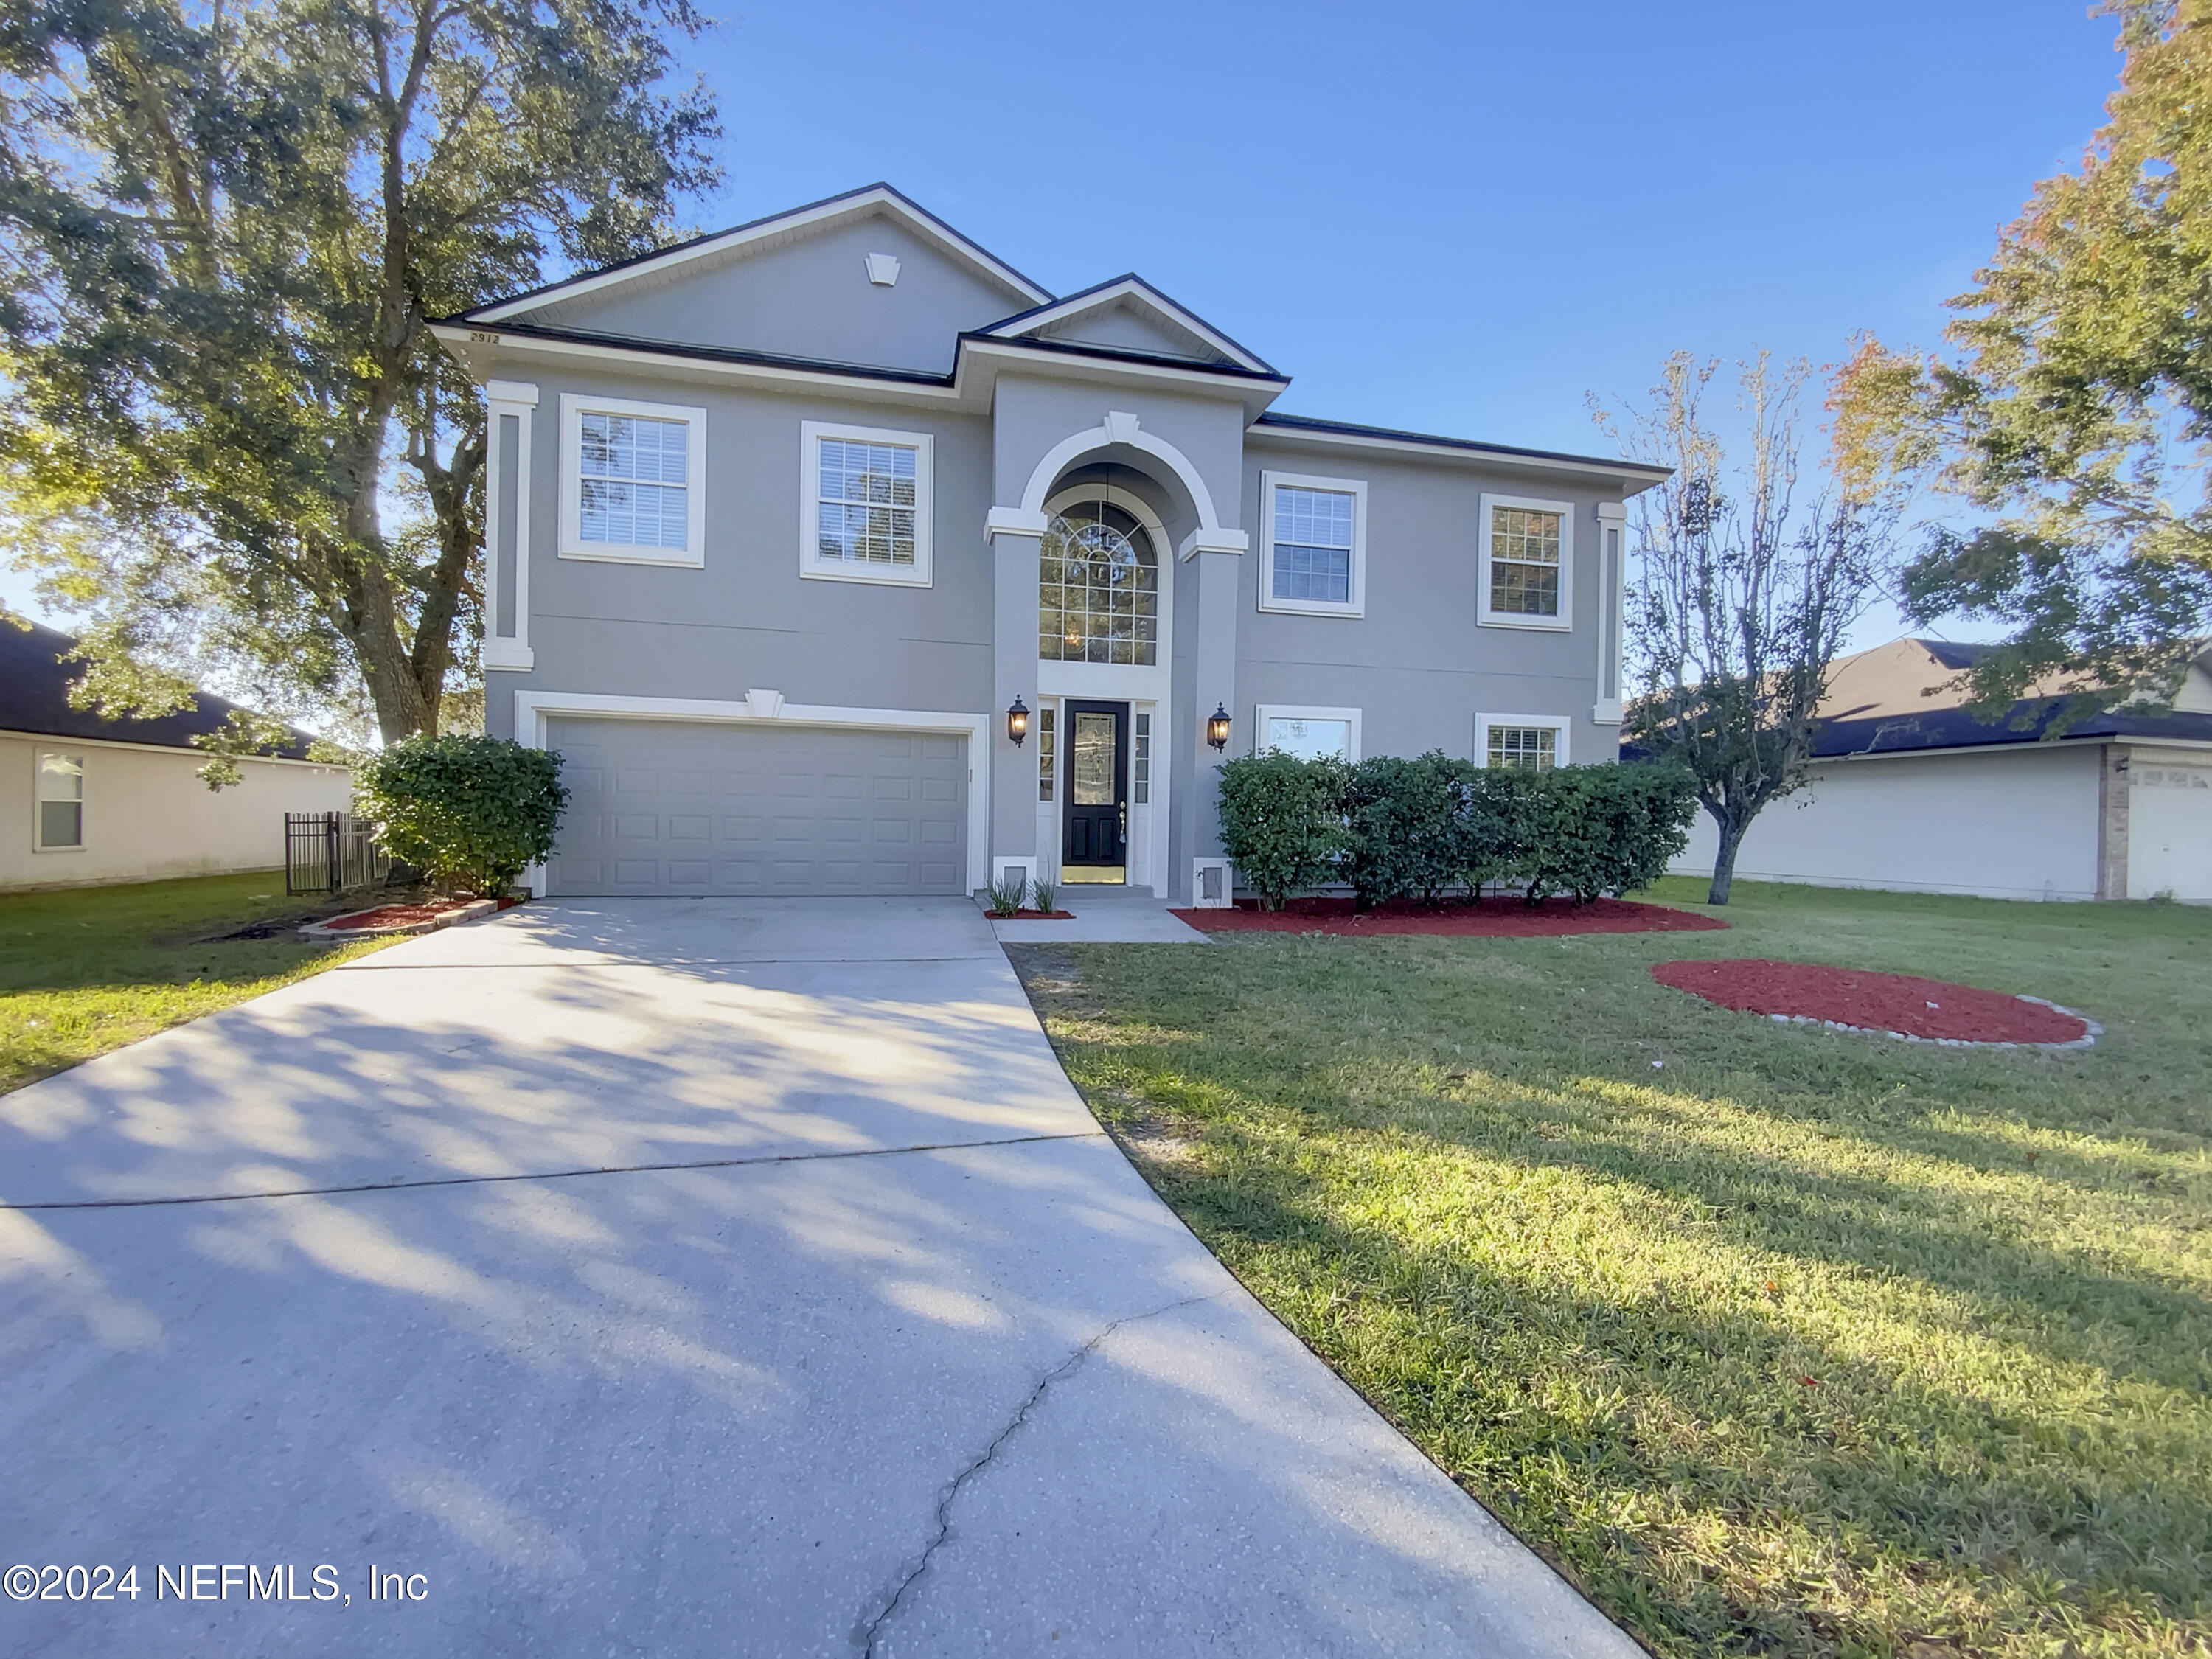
<box><xmin>979</xmin><ymin>273</ymin><xmax>1277</xmax><ymax>375</ymax></box>
<box><xmin>460</xmin><ymin>182</ymin><xmax>1054</xmax><ymax>326</ymax></box>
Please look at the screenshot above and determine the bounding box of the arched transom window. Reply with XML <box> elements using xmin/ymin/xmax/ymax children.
<box><xmin>1039</xmin><ymin>501</ymin><xmax>1158</xmax><ymax>665</ymax></box>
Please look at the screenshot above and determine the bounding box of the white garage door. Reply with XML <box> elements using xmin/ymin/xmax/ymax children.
<box><xmin>546</xmin><ymin>717</ymin><xmax>968</xmax><ymax>897</ymax></box>
<box><xmin>2129</xmin><ymin>759</ymin><xmax>2212</xmax><ymax>903</ymax></box>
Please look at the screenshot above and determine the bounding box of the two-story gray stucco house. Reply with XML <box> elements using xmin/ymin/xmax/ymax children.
<box><xmin>433</xmin><ymin>184</ymin><xmax>1667</xmax><ymax>905</ymax></box>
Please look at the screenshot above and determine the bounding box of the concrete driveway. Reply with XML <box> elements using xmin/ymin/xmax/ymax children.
<box><xmin>0</xmin><ymin>898</ymin><xmax>1635</xmax><ymax>1657</ymax></box>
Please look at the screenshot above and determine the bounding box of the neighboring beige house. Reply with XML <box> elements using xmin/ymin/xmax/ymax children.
<box><xmin>1665</xmin><ymin>637</ymin><xmax>2212</xmax><ymax>905</ymax></box>
<box><xmin>0</xmin><ymin>622</ymin><xmax>354</xmax><ymax>890</ymax></box>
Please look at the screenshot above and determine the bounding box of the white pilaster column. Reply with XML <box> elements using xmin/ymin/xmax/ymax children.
<box><xmin>484</xmin><ymin>379</ymin><xmax>538</xmax><ymax>674</ymax></box>
<box><xmin>1593</xmin><ymin>501</ymin><xmax>1627</xmax><ymax>726</ymax></box>
<box><xmin>1178</xmin><ymin>526</ymin><xmax>1249</xmax><ymax>897</ymax></box>
<box><xmin>986</xmin><ymin>507</ymin><xmax>1048</xmax><ymax>890</ymax></box>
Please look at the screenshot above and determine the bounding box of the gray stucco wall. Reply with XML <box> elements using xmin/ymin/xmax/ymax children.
<box><xmin>481</xmin><ymin>361</ymin><xmax>1632</xmax><ymax>834</ymax></box>
<box><xmin>521</xmin><ymin>215</ymin><xmax>1029</xmax><ymax>376</ymax></box>
<box><xmin>1237</xmin><ymin>439</ymin><xmax>1621</xmax><ymax>769</ymax></box>
<box><xmin>484</xmin><ymin>364</ymin><xmax>995</xmax><ymax>739</ymax></box>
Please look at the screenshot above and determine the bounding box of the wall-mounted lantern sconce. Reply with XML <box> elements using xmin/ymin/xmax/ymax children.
<box><xmin>1206</xmin><ymin>703</ymin><xmax>1232</xmax><ymax>751</ymax></box>
<box><xmin>1006</xmin><ymin>696</ymin><xmax>1030</xmax><ymax>748</ymax></box>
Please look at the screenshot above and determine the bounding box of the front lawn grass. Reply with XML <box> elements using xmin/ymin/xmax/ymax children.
<box><xmin>1011</xmin><ymin>878</ymin><xmax>2212</xmax><ymax>1658</ymax></box>
<box><xmin>0</xmin><ymin>872</ymin><xmax>393</xmax><ymax>1094</ymax></box>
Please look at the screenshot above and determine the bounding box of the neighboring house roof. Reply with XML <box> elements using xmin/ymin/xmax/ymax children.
<box><xmin>1814</xmin><ymin>636</ymin><xmax>2212</xmax><ymax>756</ymax></box>
<box><xmin>455</xmin><ymin>182</ymin><xmax>1054</xmax><ymax>325</ymax></box>
<box><xmin>0</xmin><ymin>622</ymin><xmax>323</xmax><ymax>760</ymax></box>
<box><xmin>1627</xmin><ymin>636</ymin><xmax>2212</xmax><ymax>761</ymax></box>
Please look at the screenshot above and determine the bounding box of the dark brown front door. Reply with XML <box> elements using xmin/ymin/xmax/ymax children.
<box><xmin>1062</xmin><ymin>700</ymin><xmax>1127</xmax><ymax>873</ymax></box>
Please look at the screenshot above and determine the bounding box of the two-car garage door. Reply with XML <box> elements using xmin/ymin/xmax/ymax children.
<box><xmin>546</xmin><ymin>717</ymin><xmax>968</xmax><ymax>897</ymax></box>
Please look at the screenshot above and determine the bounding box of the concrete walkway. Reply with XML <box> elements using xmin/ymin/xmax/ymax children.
<box><xmin>987</xmin><ymin>885</ymin><xmax>1213</xmax><ymax>945</ymax></box>
<box><xmin>0</xmin><ymin>898</ymin><xmax>1635</xmax><ymax>1658</ymax></box>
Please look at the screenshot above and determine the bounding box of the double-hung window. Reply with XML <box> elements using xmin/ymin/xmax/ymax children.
<box><xmin>558</xmin><ymin>394</ymin><xmax>706</xmax><ymax>566</ymax></box>
<box><xmin>1260</xmin><ymin>472</ymin><xmax>1366</xmax><ymax>617</ymax></box>
<box><xmin>1475</xmin><ymin>714</ymin><xmax>1570</xmax><ymax>771</ymax></box>
<box><xmin>35</xmin><ymin>751</ymin><xmax>83</xmax><ymax>850</ymax></box>
<box><xmin>801</xmin><ymin>421</ymin><xmax>934</xmax><ymax>587</ymax></box>
<box><xmin>1478</xmin><ymin>493</ymin><xmax>1573</xmax><ymax>629</ymax></box>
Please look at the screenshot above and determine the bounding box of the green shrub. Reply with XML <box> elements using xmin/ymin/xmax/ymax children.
<box><xmin>1211</xmin><ymin>751</ymin><xmax>1696</xmax><ymax>909</ymax></box>
<box><xmin>1456</xmin><ymin>765</ymin><xmax>1536</xmax><ymax>897</ymax></box>
<box><xmin>1518</xmin><ymin>761</ymin><xmax>1699</xmax><ymax>904</ymax></box>
<box><xmin>356</xmin><ymin>734</ymin><xmax>567</xmax><ymax>897</ymax></box>
<box><xmin>1214</xmin><ymin>751</ymin><xmax>1349</xmax><ymax>910</ymax></box>
<box><xmin>1342</xmin><ymin>752</ymin><xmax>1472</xmax><ymax>908</ymax></box>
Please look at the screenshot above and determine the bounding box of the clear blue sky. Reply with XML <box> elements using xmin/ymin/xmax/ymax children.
<box><xmin>1</xmin><ymin>0</ymin><xmax>2129</xmax><ymax>649</ymax></box>
<box><xmin>691</xmin><ymin>0</ymin><xmax>2117</xmax><ymax>452</ymax></box>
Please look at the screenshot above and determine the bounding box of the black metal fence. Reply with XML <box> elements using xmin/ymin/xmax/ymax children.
<box><xmin>284</xmin><ymin>813</ymin><xmax>391</xmax><ymax>897</ymax></box>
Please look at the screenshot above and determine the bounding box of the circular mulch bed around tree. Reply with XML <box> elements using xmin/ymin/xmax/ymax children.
<box><xmin>1650</xmin><ymin>958</ymin><xmax>2098</xmax><ymax>1047</ymax></box>
<box><xmin>1170</xmin><ymin>896</ymin><xmax>1729</xmax><ymax>939</ymax></box>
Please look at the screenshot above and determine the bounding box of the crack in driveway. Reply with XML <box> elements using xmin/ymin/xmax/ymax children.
<box><xmin>0</xmin><ymin>1130</ymin><xmax>1107</xmax><ymax>1211</ymax></box>
<box><xmin>858</xmin><ymin>1292</ymin><xmax>1219</xmax><ymax>1658</ymax></box>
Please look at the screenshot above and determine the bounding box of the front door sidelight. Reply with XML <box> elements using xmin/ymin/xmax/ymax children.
<box><xmin>1062</xmin><ymin>700</ymin><xmax>1127</xmax><ymax>874</ymax></box>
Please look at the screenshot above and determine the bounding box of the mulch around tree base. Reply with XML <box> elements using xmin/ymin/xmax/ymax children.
<box><xmin>1651</xmin><ymin>958</ymin><xmax>2097</xmax><ymax>1046</ymax></box>
<box><xmin>1170</xmin><ymin>896</ymin><xmax>1731</xmax><ymax>937</ymax></box>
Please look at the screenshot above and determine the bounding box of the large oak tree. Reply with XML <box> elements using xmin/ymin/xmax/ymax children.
<box><xmin>0</xmin><ymin>0</ymin><xmax>719</xmax><ymax>742</ymax></box>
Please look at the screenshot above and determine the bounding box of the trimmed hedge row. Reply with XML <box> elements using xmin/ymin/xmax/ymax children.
<box><xmin>1216</xmin><ymin>751</ymin><xmax>1698</xmax><ymax>911</ymax></box>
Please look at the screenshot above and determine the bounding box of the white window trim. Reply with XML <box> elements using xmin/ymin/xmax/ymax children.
<box><xmin>1477</xmin><ymin>491</ymin><xmax>1573</xmax><ymax>632</ymax></box>
<box><xmin>1253</xmin><ymin>703</ymin><xmax>1363</xmax><ymax>762</ymax></box>
<box><xmin>34</xmin><ymin>749</ymin><xmax>85</xmax><ymax>853</ymax></box>
<box><xmin>1259</xmin><ymin>470</ymin><xmax>1367</xmax><ymax>618</ymax></box>
<box><xmin>1474</xmin><ymin>712</ymin><xmax>1572</xmax><ymax>769</ymax></box>
<box><xmin>557</xmin><ymin>392</ymin><xmax>707</xmax><ymax>568</ymax></box>
<box><xmin>800</xmin><ymin>420</ymin><xmax>935</xmax><ymax>588</ymax></box>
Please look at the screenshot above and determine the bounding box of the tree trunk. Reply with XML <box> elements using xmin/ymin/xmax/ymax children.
<box><xmin>1708</xmin><ymin>811</ymin><xmax>1748</xmax><ymax>906</ymax></box>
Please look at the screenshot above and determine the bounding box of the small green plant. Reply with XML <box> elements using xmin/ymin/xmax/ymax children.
<box><xmin>1029</xmin><ymin>877</ymin><xmax>1057</xmax><ymax>916</ymax></box>
<box><xmin>1215</xmin><ymin>751</ymin><xmax>1349</xmax><ymax>910</ymax></box>
<box><xmin>355</xmin><ymin>734</ymin><xmax>567</xmax><ymax>897</ymax></box>
<box><xmin>986</xmin><ymin>871</ymin><xmax>1029</xmax><ymax>917</ymax></box>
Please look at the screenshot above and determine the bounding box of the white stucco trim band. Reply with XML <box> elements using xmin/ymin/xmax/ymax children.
<box><xmin>431</xmin><ymin>326</ymin><xmax>969</xmax><ymax>409</ymax></box>
<box><xmin>1249</xmin><ymin>420</ymin><xmax>1669</xmax><ymax>486</ymax></box>
<box><xmin>513</xmin><ymin>690</ymin><xmax>991</xmax><ymax>897</ymax></box>
<box><xmin>1018</xmin><ymin>411</ymin><xmax>1232</xmax><ymax>538</ymax></box>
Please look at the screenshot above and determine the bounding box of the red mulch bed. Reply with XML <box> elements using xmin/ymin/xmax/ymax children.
<box><xmin>1650</xmin><ymin>958</ymin><xmax>2091</xmax><ymax>1044</ymax></box>
<box><xmin>1000</xmin><ymin>908</ymin><xmax>1076</xmax><ymax>920</ymax></box>
<box><xmin>1170</xmin><ymin>895</ymin><xmax>1729</xmax><ymax>937</ymax></box>
<box><xmin>323</xmin><ymin>901</ymin><xmax>470</xmax><ymax>932</ymax></box>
